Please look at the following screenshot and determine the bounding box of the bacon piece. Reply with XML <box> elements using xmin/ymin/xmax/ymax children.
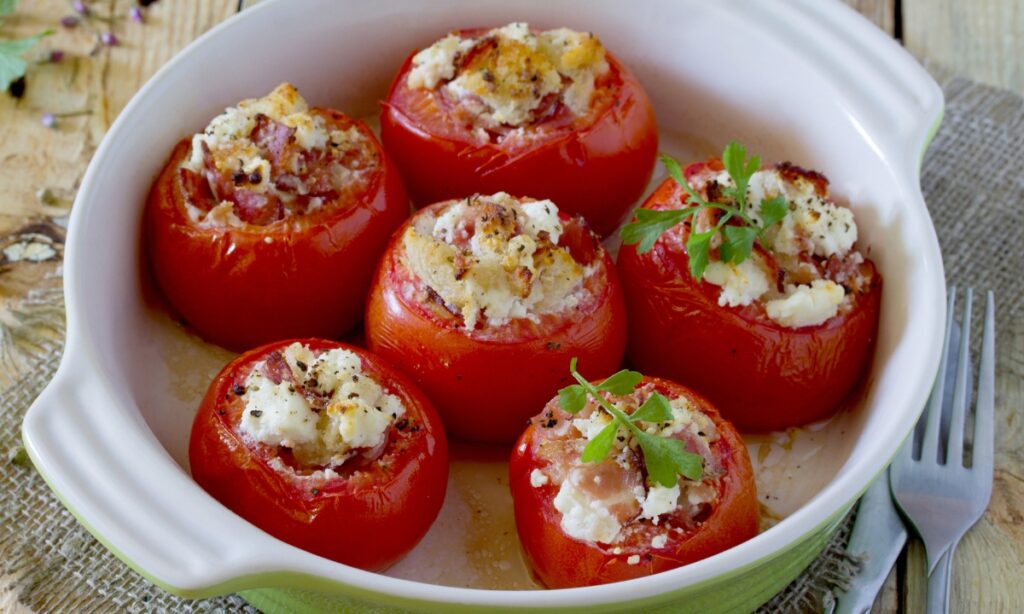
<box><xmin>261</xmin><ymin>351</ymin><xmax>293</xmax><ymax>385</ymax></box>
<box><xmin>251</xmin><ymin>113</ymin><xmax>297</xmax><ymax>168</ymax></box>
<box><xmin>178</xmin><ymin>168</ymin><xmax>215</xmax><ymax>210</ymax></box>
<box><xmin>233</xmin><ymin>189</ymin><xmax>284</xmax><ymax>225</ymax></box>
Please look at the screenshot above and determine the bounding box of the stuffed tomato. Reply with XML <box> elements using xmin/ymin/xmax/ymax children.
<box><xmin>366</xmin><ymin>192</ymin><xmax>627</xmax><ymax>443</ymax></box>
<box><xmin>189</xmin><ymin>339</ymin><xmax>447</xmax><ymax>571</ymax></box>
<box><xmin>380</xmin><ymin>23</ymin><xmax>657</xmax><ymax>236</ymax></box>
<box><xmin>145</xmin><ymin>83</ymin><xmax>408</xmax><ymax>351</ymax></box>
<box><xmin>619</xmin><ymin>146</ymin><xmax>882</xmax><ymax>431</ymax></box>
<box><xmin>510</xmin><ymin>371</ymin><xmax>758</xmax><ymax>588</ymax></box>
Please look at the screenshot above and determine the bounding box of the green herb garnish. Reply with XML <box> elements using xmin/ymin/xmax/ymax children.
<box><xmin>0</xmin><ymin>1</ymin><xmax>53</xmax><ymax>91</ymax></box>
<box><xmin>620</xmin><ymin>140</ymin><xmax>789</xmax><ymax>279</ymax></box>
<box><xmin>557</xmin><ymin>358</ymin><xmax>703</xmax><ymax>487</ymax></box>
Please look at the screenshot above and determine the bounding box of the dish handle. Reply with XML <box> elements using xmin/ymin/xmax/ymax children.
<box><xmin>770</xmin><ymin>0</ymin><xmax>945</xmax><ymax>172</ymax></box>
<box><xmin>21</xmin><ymin>358</ymin><xmax>318</xmax><ymax>598</ymax></box>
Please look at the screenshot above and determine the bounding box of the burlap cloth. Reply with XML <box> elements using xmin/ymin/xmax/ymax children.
<box><xmin>1</xmin><ymin>72</ymin><xmax>1020</xmax><ymax>613</ymax></box>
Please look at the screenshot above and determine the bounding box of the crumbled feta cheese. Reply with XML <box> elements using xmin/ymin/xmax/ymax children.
<box><xmin>572</xmin><ymin>410</ymin><xmax>613</xmax><ymax>441</ymax></box>
<box><xmin>519</xmin><ymin>200</ymin><xmax>564</xmax><ymax>244</ymax></box>
<box><xmin>702</xmin><ymin>255</ymin><xmax>771</xmax><ymax>307</ymax></box>
<box><xmin>238</xmin><ymin>342</ymin><xmax>405</xmax><ymax>467</ymax></box>
<box><xmin>407</xmin><ymin>34</ymin><xmax>475</xmax><ymax>90</ymax></box>
<box><xmin>764</xmin><ymin>279</ymin><xmax>846</xmax><ymax>328</ymax></box>
<box><xmin>651</xmin><ymin>534</ymin><xmax>668</xmax><ymax>549</ymax></box>
<box><xmin>627</xmin><ymin>555</ymin><xmax>640</xmax><ymax>565</ymax></box>
<box><xmin>639</xmin><ymin>483</ymin><xmax>681</xmax><ymax>521</ymax></box>
<box><xmin>239</xmin><ymin>376</ymin><xmax>319</xmax><ymax>448</ymax></box>
<box><xmin>408</xmin><ymin>23</ymin><xmax>610</xmax><ymax>127</ymax></box>
<box><xmin>402</xmin><ymin>193</ymin><xmax>590</xmax><ymax>329</ymax></box>
<box><xmin>530</xmin><ymin>469</ymin><xmax>550</xmax><ymax>487</ymax></box>
<box><xmin>553</xmin><ymin>473</ymin><xmax>621</xmax><ymax>543</ymax></box>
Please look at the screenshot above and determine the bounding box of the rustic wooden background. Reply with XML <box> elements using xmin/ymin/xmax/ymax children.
<box><xmin>0</xmin><ymin>1</ymin><xmax>1020</xmax><ymax>613</ymax></box>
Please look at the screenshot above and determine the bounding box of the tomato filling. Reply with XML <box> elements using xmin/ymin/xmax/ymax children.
<box><xmin>406</xmin><ymin>23</ymin><xmax>614</xmax><ymax>142</ymax></box>
<box><xmin>399</xmin><ymin>193</ymin><xmax>599</xmax><ymax>330</ymax></box>
<box><xmin>676</xmin><ymin>162</ymin><xmax>877</xmax><ymax>328</ymax></box>
<box><xmin>177</xmin><ymin>83</ymin><xmax>378</xmax><ymax>227</ymax></box>
<box><xmin>233</xmin><ymin>342</ymin><xmax>406</xmax><ymax>476</ymax></box>
<box><xmin>528</xmin><ymin>384</ymin><xmax>724</xmax><ymax>549</ymax></box>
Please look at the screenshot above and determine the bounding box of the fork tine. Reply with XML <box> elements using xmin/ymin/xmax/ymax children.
<box><xmin>946</xmin><ymin>289</ymin><xmax>973</xmax><ymax>465</ymax></box>
<box><xmin>921</xmin><ymin>288</ymin><xmax>957</xmax><ymax>461</ymax></box>
<box><xmin>973</xmin><ymin>291</ymin><xmax>996</xmax><ymax>474</ymax></box>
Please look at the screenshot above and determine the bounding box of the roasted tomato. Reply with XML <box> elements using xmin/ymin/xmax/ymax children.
<box><xmin>366</xmin><ymin>192</ymin><xmax>627</xmax><ymax>443</ymax></box>
<box><xmin>380</xmin><ymin>23</ymin><xmax>657</xmax><ymax>236</ymax></box>
<box><xmin>619</xmin><ymin>155</ymin><xmax>882</xmax><ymax>431</ymax></box>
<box><xmin>189</xmin><ymin>338</ymin><xmax>448</xmax><ymax>571</ymax></box>
<box><xmin>145</xmin><ymin>83</ymin><xmax>408</xmax><ymax>351</ymax></box>
<box><xmin>510</xmin><ymin>374</ymin><xmax>758</xmax><ymax>588</ymax></box>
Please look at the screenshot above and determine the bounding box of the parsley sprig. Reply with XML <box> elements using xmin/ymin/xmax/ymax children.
<box><xmin>0</xmin><ymin>0</ymin><xmax>53</xmax><ymax>91</ymax></box>
<box><xmin>620</xmin><ymin>141</ymin><xmax>789</xmax><ymax>279</ymax></box>
<box><xmin>557</xmin><ymin>358</ymin><xmax>703</xmax><ymax>487</ymax></box>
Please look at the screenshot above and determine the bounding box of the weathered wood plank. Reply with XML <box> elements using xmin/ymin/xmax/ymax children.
<box><xmin>842</xmin><ymin>0</ymin><xmax>896</xmax><ymax>36</ymax></box>
<box><xmin>0</xmin><ymin>0</ymin><xmax>238</xmax><ymax>382</ymax></box>
<box><xmin>904</xmin><ymin>0</ymin><xmax>1024</xmax><ymax>94</ymax></box>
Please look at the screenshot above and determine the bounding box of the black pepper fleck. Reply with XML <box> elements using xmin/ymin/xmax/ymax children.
<box><xmin>250</xmin><ymin>410</ymin><xmax>263</xmax><ymax>417</ymax></box>
<box><xmin>233</xmin><ymin>384</ymin><xmax>246</xmax><ymax>396</ymax></box>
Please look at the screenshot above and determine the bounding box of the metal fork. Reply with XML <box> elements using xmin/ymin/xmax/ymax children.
<box><xmin>890</xmin><ymin>288</ymin><xmax>996</xmax><ymax>613</ymax></box>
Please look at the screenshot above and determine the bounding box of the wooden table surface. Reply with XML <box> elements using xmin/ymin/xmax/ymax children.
<box><xmin>0</xmin><ymin>1</ymin><xmax>1020</xmax><ymax>612</ymax></box>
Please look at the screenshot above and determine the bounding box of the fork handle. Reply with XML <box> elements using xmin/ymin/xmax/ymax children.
<box><xmin>927</xmin><ymin>546</ymin><xmax>955</xmax><ymax>614</ymax></box>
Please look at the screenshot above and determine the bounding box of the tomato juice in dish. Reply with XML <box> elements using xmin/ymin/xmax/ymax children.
<box><xmin>189</xmin><ymin>339</ymin><xmax>448</xmax><ymax>571</ymax></box>
<box><xmin>509</xmin><ymin>372</ymin><xmax>758</xmax><ymax>588</ymax></box>
<box><xmin>366</xmin><ymin>192</ymin><xmax>627</xmax><ymax>443</ymax></box>
<box><xmin>381</xmin><ymin>23</ymin><xmax>658</xmax><ymax>236</ymax></box>
<box><xmin>145</xmin><ymin>83</ymin><xmax>408</xmax><ymax>351</ymax></box>
<box><xmin>619</xmin><ymin>147</ymin><xmax>882</xmax><ymax>431</ymax></box>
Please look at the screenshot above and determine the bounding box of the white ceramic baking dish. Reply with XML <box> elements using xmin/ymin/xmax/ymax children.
<box><xmin>22</xmin><ymin>0</ymin><xmax>945</xmax><ymax>611</ymax></box>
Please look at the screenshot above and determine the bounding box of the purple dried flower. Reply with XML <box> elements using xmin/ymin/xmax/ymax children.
<box><xmin>73</xmin><ymin>1</ymin><xmax>90</xmax><ymax>16</ymax></box>
<box><xmin>100</xmin><ymin>32</ymin><xmax>119</xmax><ymax>46</ymax></box>
<box><xmin>41</xmin><ymin>113</ymin><xmax>57</xmax><ymax>129</ymax></box>
<box><xmin>129</xmin><ymin>7</ymin><xmax>144</xmax><ymax>23</ymax></box>
<box><xmin>60</xmin><ymin>15</ymin><xmax>80</xmax><ymax>28</ymax></box>
<box><xmin>49</xmin><ymin>50</ymin><xmax>65</xmax><ymax>63</ymax></box>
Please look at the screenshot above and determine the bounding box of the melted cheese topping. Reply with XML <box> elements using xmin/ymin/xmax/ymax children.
<box><xmin>401</xmin><ymin>192</ymin><xmax>592</xmax><ymax>330</ymax></box>
<box><xmin>696</xmin><ymin>167</ymin><xmax>861</xmax><ymax>328</ymax></box>
<box><xmin>553</xmin><ymin>390</ymin><xmax>720</xmax><ymax>544</ymax></box>
<box><xmin>179</xmin><ymin>83</ymin><xmax>373</xmax><ymax>226</ymax></box>
<box><xmin>183</xmin><ymin>83</ymin><xmax>333</xmax><ymax>174</ymax></box>
<box><xmin>238</xmin><ymin>342</ymin><xmax>405</xmax><ymax>468</ymax></box>
<box><xmin>407</xmin><ymin>23</ymin><xmax>610</xmax><ymax>128</ymax></box>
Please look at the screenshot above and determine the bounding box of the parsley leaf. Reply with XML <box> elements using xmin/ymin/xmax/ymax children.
<box><xmin>581</xmin><ymin>421</ymin><xmax>618</xmax><ymax>462</ymax></box>
<box><xmin>0</xmin><ymin>29</ymin><xmax>53</xmax><ymax>91</ymax></box>
<box><xmin>686</xmin><ymin>229</ymin><xmax>714</xmax><ymax>279</ymax></box>
<box><xmin>562</xmin><ymin>358</ymin><xmax>704</xmax><ymax>487</ymax></box>
<box><xmin>635</xmin><ymin>432</ymin><xmax>704</xmax><ymax>485</ymax></box>
<box><xmin>660</xmin><ymin>152</ymin><xmax>686</xmax><ymax>187</ymax></box>
<box><xmin>557</xmin><ymin>384</ymin><xmax>588</xmax><ymax>414</ymax></box>
<box><xmin>595</xmin><ymin>369</ymin><xmax>643</xmax><ymax>395</ymax></box>
<box><xmin>629</xmin><ymin>392</ymin><xmax>673</xmax><ymax>424</ymax></box>
<box><xmin>619</xmin><ymin>208</ymin><xmax>689</xmax><ymax>254</ymax></box>
<box><xmin>758</xmin><ymin>195</ymin><xmax>788</xmax><ymax>230</ymax></box>
<box><xmin>619</xmin><ymin>140</ymin><xmax>791</xmax><ymax>281</ymax></box>
<box><xmin>719</xmin><ymin>225</ymin><xmax>758</xmax><ymax>264</ymax></box>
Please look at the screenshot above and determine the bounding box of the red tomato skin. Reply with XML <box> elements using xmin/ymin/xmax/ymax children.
<box><xmin>618</xmin><ymin>178</ymin><xmax>883</xmax><ymax>432</ymax></box>
<box><xmin>365</xmin><ymin>206</ymin><xmax>628</xmax><ymax>444</ymax></box>
<box><xmin>188</xmin><ymin>339</ymin><xmax>448</xmax><ymax>571</ymax></box>
<box><xmin>380</xmin><ymin>47</ymin><xmax>657</xmax><ymax>237</ymax></box>
<box><xmin>509</xmin><ymin>376</ymin><xmax>759</xmax><ymax>588</ymax></box>
<box><xmin>145</xmin><ymin>111</ymin><xmax>409</xmax><ymax>352</ymax></box>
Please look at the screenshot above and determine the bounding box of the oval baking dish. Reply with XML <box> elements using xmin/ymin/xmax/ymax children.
<box><xmin>22</xmin><ymin>0</ymin><xmax>944</xmax><ymax>611</ymax></box>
